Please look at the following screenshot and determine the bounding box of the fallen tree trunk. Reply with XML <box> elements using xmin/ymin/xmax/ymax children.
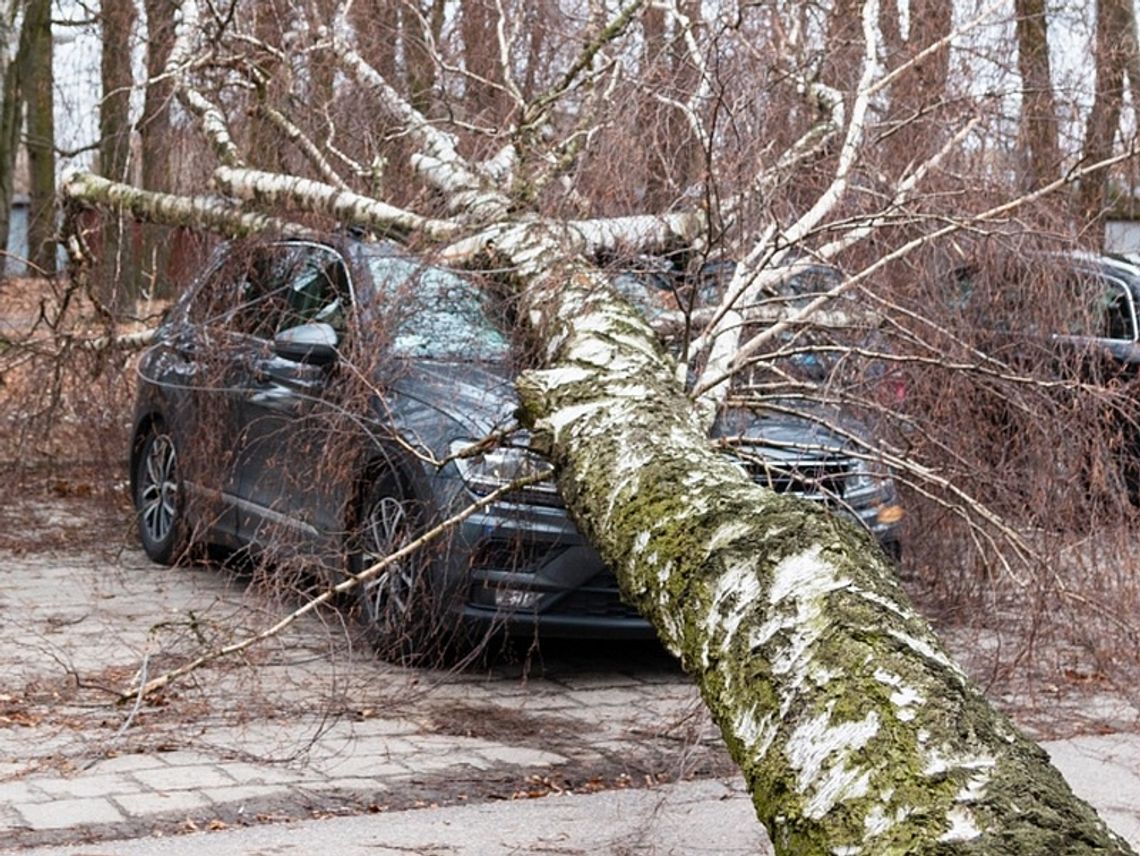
<box><xmin>511</xmin><ymin>257</ymin><xmax>1132</xmax><ymax>854</ymax></box>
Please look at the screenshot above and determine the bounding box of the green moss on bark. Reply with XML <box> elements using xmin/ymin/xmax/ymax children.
<box><xmin>515</xmin><ymin>266</ymin><xmax>1134</xmax><ymax>855</ymax></box>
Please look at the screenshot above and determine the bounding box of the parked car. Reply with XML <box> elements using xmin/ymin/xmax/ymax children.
<box><xmin>130</xmin><ymin>237</ymin><xmax>904</xmax><ymax>656</ymax></box>
<box><xmin>949</xmin><ymin>251</ymin><xmax>1140</xmax><ymax>502</ymax></box>
<box><xmin>953</xmin><ymin>251</ymin><xmax>1140</xmax><ymax>353</ymax></box>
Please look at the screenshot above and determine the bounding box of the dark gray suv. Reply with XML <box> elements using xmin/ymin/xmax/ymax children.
<box><xmin>130</xmin><ymin>238</ymin><xmax>903</xmax><ymax>653</ymax></box>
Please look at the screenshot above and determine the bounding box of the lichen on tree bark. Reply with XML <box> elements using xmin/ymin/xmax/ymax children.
<box><xmin>516</xmin><ymin>265</ymin><xmax>1133</xmax><ymax>855</ymax></box>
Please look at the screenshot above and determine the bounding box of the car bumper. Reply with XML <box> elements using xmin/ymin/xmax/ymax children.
<box><xmin>452</xmin><ymin>491</ymin><xmax>902</xmax><ymax>639</ymax></box>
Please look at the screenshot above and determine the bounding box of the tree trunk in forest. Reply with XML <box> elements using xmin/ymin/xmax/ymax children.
<box><xmin>1078</xmin><ymin>0</ymin><xmax>1134</xmax><ymax>235</ymax></box>
<box><xmin>0</xmin><ymin>0</ymin><xmax>21</xmax><ymax>262</ymax></box>
<box><xmin>408</xmin><ymin>0</ymin><xmax>445</xmax><ymax>115</ymax></box>
<box><xmin>822</xmin><ymin>0</ymin><xmax>865</xmax><ymax>98</ymax></box>
<box><xmin>880</xmin><ymin>0</ymin><xmax>952</xmax><ymax>168</ymax></box>
<box><xmin>460</xmin><ymin>0</ymin><xmax>504</xmax><ymax>121</ymax></box>
<box><xmin>1014</xmin><ymin>0</ymin><xmax>1061</xmax><ymax>191</ymax></box>
<box><xmin>101</xmin><ymin>0</ymin><xmax>137</xmax><ymax>300</ymax></box>
<box><xmin>140</xmin><ymin>0</ymin><xmax>176</xmax><ymax>296</ymax></box>
<box><xmin>639</xmin><ymin>0</ymin><xmax>704</xmax><ymax>210</ymax></box>
<box><xmin>248</xmin><ymin>3</ymin><xmax>286</xmax><ymax>173</ymax></box>
<box><xmin>19</xmin><ymin>0</ymin><xmax>52</xmax><ymax>275</ymax></box>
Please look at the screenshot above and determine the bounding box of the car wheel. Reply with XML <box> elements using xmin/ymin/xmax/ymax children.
<box><xmin>349</xmin><ymin>477</ymin><xmax>441</xmax><ymax>664</ymax></box>
<box><xmin>134</xmin><ymin>426</ymin><xmax>187</xmax><ymax>564</ymax></box>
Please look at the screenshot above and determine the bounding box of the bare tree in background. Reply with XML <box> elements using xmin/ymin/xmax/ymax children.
<box><xmin>13</xmin><ymin>0</ymin><xmax>1140</xmax><ymax>851</ymax></box>
<box><xmin>19</xmin><ymin>0</ymin><xmax>51</xmax><ymax>274</ymax></box>
<box><xmin>1078</xmin><ymin>0</ymin><xmax>1140</xmax><ymax>235</ymax></box>
<box><xmin>1015</xmin><ymin>0</ymin><xmax>1061</xmax><ymax>191</ymax></box>
<box><xmin>100</xmin><ymin>0</ymin><xmax>136</xmax><ymax>298</ymax></box>
<box><xmin>139</xmin><ymin>0</ymin><xmax>177</xmax><ymax>294</ymax></box>
<box><xmin>0</xmin><ymin>0</ymin><xmax>23</xmax><ymax>257</ymax></box>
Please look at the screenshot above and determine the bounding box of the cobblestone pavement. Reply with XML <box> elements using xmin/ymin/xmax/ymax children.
<box><xmin>0</xmin><ymin>498</ymin><xmax>734</xmax><ymax>850</ymax></box>
<box><xmin>2</xmin><ymin>496</ymin><xmax>1139</xmax><ymax>852</ymax></box>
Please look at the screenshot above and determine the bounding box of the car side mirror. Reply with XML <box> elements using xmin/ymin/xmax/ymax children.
<box><xmin>274</xmin><ymin>322</ymin><xmax>339</xmax><ymax>366</ymax></box>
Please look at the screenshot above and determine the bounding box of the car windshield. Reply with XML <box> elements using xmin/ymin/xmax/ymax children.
<box><xmin>364</xmin><ymin>254</ymin><xmax>511</xmax><ymax>361</ymax></box>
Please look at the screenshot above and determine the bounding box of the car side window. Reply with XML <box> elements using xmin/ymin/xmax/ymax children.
<box><xmin>187</xmin><ymin>248</ymin><xmax>274</xmax><ymax>330</ymax></box>
<box><xmin>206</xmin><ymin>244</ymin><xmax>350</xmax><ymax>341</ymax></box>
<box><xmin>1061</xmin><ymin>273</ymin><xmax>1136</xmax><ymax>341</ymax></box>
<box><xmin>1099</xmin><ymin>278</ymin><xmax>1135</xmax><ymax>341</ymax></box>
<box><xmin>273</xmin><ymin>247</ymin><xmax>351</xmax><ymax>335</ymax></box>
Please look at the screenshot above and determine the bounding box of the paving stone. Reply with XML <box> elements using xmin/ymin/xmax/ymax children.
<box><xmin>552</xmin><ymin>675</ymin><xmax>644</xmax><ymax>691</ymax></box>
<box><xmin>502</xmin><ymin>695</ymin><xmax>586</xmax><ymax>711</ymax></box>
<box><xmin>564</xmin><ymin>688</ymin><xmax>661</xmax><ymax>708</ymax></box>
<box><xmin>113</xmin><ymin>789</ymin><xmax>211</xmax><ymax>817</ymax></box>
<box><xmin>201</xmin><ymin>784</ymin><xmax>298</xmax><ymax>806</ymax></box>
<box><xmin>0</xmin><ymin>780</ymin><xmax>50</xmax><ymax>804</ymax></box>
<box><xmin>402</xmin><ymin>734</ymin><xmax>503</xmax><ymax>753</ymax></box>
<box><xmin>309</xmin><ymin>735</ymin><xmax>419</xmax><ymax>762</ymax></box>
<box><xmin>396</xmin><ymin>753</ymin><xmax>490</xmax><ymax>774</ymax></box>
<box><xmin>471</xmin><ymin>746</ymin><xmax>568</xmax><ymax>767</ymax></box>
<box><xmin>87</xmin><ymin>754</ymin><xmax>173</xmax><ymax>775</ymax></box>
<box><xmin>0</xmin><ymin>806</ymin><xmax>26</xmax><ymax>832</ymax></box>
<box><xmin>148</xmin><ymin>750</ymin><xmax>230</xmax><ymax>769</ymax></box>
<box><xmin>312</xmin><ymin>756</ymin><xmax>411</xmax><ymax>779</ymax></box>
<box><xmin>16</xmin><ymin>797</ymin><xmax>125</xmax><ymax>830</ymax></box>
<box><xmin>132</xmin><ymin>765</ymin><xmax>237</xmax><ymax>791</ymax></box>
<box><xmin>213</xmin><ymin>762</ymin><xmax>303</xmax><ymax>786</ymax></box>
<box><xmin>347</xmin><ymin>718</ymin><xmax>425</xmax><ymax>737</ymax></box>
<box><xmin>34</xmin><ymin>774</ymin><xmax>138</xmax><ymax>799</ymax></box>
<box><xmin>299</xmin><ymin>777</ymin><xmax>391</xmax><ymax>794</ymax></box>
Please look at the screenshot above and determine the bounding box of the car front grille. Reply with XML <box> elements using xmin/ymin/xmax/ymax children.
<box><xmin>503</xmin><ymin>458</ymin><xmax>854</xmax><ymax>510</ymax></box>
<box><xmin>502</xmin><ymin>483</ymin><xmax>564</xmax><ymax>508</ymax></box>
<box><xmin>549</xmin><ymin>572</ymin><xmax>643</xmax><ymax>621</ymax></box>
<box><xmin>736</xmin><ymin>457</ymin><xmax>851</xmax><ymax>499</ymax></box>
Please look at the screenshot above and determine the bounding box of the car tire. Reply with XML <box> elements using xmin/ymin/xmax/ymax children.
<box><xmin>349</xmin><ymin>475</ymin><xmax>446</xmax><ymax>665</ymax></box>
<box><xmin>134</xmin><ymin>425</ymin><xmax>188</xmax><ymax>565</ymax></box>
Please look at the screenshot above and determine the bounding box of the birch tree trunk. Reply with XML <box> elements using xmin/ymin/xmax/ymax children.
<box><xmin>508</xmin><ymin>251</ymin><xmax>1133</xmax><ymax>855</ymax></box>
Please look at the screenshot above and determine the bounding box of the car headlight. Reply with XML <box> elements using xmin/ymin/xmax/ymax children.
<box><xmin>846</xmin><ymin>457</ymin><xmax>885</xmax><ymax>492</ymax></box>
<box><xmin>845</xmin><ymin>459</ymin><xmax>905</xmax><ymax>525</ymax></box>
<box><xmin>449</xmin><ymin>440</ymin><xmax>555</xmax><ymax>496</ymax></box>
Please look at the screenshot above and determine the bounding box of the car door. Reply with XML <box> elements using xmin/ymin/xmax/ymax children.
<box><xmin>229</xmin><ymin>242</ymin><xmax>357</xmax><ymax>562</ymax></box>
<box><xmin>154</xmin><ymin>247</ymin><xmax>272</xmax><ymax>545</ymax></box>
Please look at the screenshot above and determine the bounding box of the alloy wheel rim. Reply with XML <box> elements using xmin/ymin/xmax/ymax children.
<box><xmin>361</xmin><ymin>495</ymin><xmax>415</xmax><ymax>622</ymax></box>
<box><xmin>140</xmin><ymin>434</ymin><xmax>178</xmax><ymax>545</ymax></box>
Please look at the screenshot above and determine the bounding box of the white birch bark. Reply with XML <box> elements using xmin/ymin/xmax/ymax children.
<box><xmin>506</xmin><ymin>243</ymin><xmax>1132</xmax><ymax>855</ymax></box>
<box><xmin>213</xmin><ymin>167</ymin><xmax>463</xmax><ymax>241</ymax></box>
<box><xmin>63</xmin><ymin>171</ymin><xmax>306</xmax><ymax>237</ymax></box>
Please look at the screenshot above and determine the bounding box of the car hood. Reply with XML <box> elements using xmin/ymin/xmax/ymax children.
<box><xmin>392</xmin><ymin>360</ymin><xmax>861</xmax><ymax>463</ymax></box>
<box><xmin>389</xmin><ymin>360</ymin><xmax>520</xmax><ymax>442</ymax></box>
<box><xmin>712</xmin><ymin>403</ymin><xmax>858</xmax><ymax>462</ymax></box>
